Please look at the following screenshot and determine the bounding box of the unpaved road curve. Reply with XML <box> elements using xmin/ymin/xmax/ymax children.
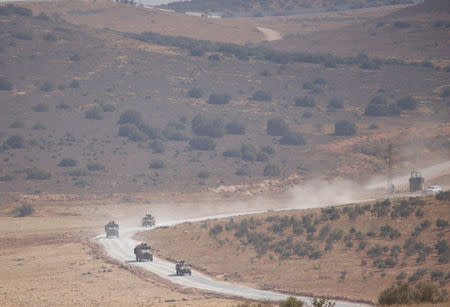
<box><xmin>98</xmin><ymin>212</ymin><xmax>370</xmax><ymax>307</ymax></box>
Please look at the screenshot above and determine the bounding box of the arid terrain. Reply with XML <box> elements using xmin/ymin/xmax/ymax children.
<box><xmin>0</xmin><ymin>0</ymin><xmax>449</xmax><ymax>306</ymax></box>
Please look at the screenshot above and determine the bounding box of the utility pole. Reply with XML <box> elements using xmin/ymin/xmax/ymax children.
<box><xmin>386</xmin><ymin>143</ymin><xmax>394</xmax><ymax>193</ymax></box>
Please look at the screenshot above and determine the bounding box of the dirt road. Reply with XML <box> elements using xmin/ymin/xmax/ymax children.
<box><xmin>98</xmin><ymin>214</ymin><xmax>369</xmax><ymax>306</ymax></box>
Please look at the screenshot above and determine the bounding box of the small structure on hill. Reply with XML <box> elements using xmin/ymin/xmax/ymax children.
<box><xmin>409</xmin><ymin>171</ymin><xmax>424</xmax><ymax>192</ymax></box>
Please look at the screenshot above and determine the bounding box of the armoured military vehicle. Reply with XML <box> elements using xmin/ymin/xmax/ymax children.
<box><xmin>175</xmin><ymin>260</ymin><xmax>191</xmax><ymax>275</ymax></box>
<box><xmin>105</xmin><ymin>221</ymin><xmax>119</xmax><ymax>238</ymax></box>
<box><xmin>134</xmin><ymin>243</ymin><xmax>153</xmax><ymax>262</ymax></box>
<box><xmin>141</xmin><ymin>214</ymin><xmax>155</xmax><ymax>227</ymax></box>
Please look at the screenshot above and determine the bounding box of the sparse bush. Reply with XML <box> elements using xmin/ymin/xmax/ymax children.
<box><xmin>260</xmin><ymin>145</ymin><xmax>274</xmax><ymax>155</ymax></box>
<box><xmin>365</xmin><ymin>96</ymin><xmax>401</xmax><ymax>116</ymax></box>
<box><xmin>87</xmin><ymin>161</ymin><xmax>105</xmax><ymax>171</ymax></box>
<box><xmin>138</xmin><ymin>123</ymin><xmax>161</xmax><ymax>140</ymax></box>
<box><xmin>43</xmin><ymin>33</ymin><xmax>57</xmax><ymax>41</ymax></box>
<box><xmin>209</xmin><ymin>224</ymin><xmax>223</xmax><ymax>236</ymax></box>
<box><xmin>0</xmin><ymin>77</ymin><xmax>13</xmax><ymax>91</ymax></box>
<box><xmin>279</xmin><ymin>296</ymin><xmax>304</xmax><ymax>307</ymax></box>
<box><xmin>11</xmin><ymin>204</ymin><xmax>35</xmax><ymax>217</ymax></box>
<box><xmin>32</xmin><ymin>103</ymin><xmax>49</xmax><ymax>112</ymax></box>
<box><xmin>36</xmin><ymin>12</ymin><xmax>49</xmax><ymax>20</ymax></box>
<box><xmin>207</xmin><ymin>93</ymin><xmax>230</xmax><ymax>105</ymax></box>
<box><xmin>5</xmin><ymin>135</ymin><xmax>25</xmax><ymax>149</ymax></box>
<box><xmin>162</xmin><ymin>127</ymin><xmax>189</xmax><ymax>141</ymax></box>
<box><xmin>189</xmin><ymin>136</ymin><xmax>216</xmax><ymax>150</ymax></box>
<box><xmin>197</xmin><ymin>170</ymin><xmax>210</xmax><ymax>179</ymax></box>
<box><xmin>1</xmin><ymin>5</ymin><xmax>32</xmax><ymax>16</ymax></box>
<box><xmin>32</xmin><ymin>122</ymin><xmax>47</xmax><ymax>130</ymax></box>
<box><xmin>360</xmin><ymin>60</ymin><xmax>381</xmax><ymax>70</ymax></box>
<box><xmin>441</xmin><ymin>87</ymin><xmax>450</xmax><ymax>97</ymax></box>
<box><xmin>223</xmin><ymin>148</ymin><xmax>241</xmax><ymax>158</ymax></box>
<box><xmin>327</xmin><ymin>97</ymin><xmax>344</xmax><ymax>110</ymax></box>
<box><xmin>266</xmin><ymin>118</ymin><xmax>289</xmax><ymax>136</ymax></box>
<box><xmin>40</xmin><ymin>81</ymin><xmax>53</xmax><ymax>92</ymax></box>
<box><xmin>436</xmin><ymin>219</ymin><xmax>449</xmax><ymax>229</ymax></box>
<box><xmin>263</xmin><ymin>164</ymin><xmax>280</xmax><ymax>177</ymax></box>
<box><xmin>208</xmin><ymin>53</ymin><xmax>220</xmax><ymax>61</ymax></box>
<box><xmin>225</xmin><ymin>121</ymin><xmax>245</xmax><ymax>135</ymax></box>
<box><xmin>149</xmin><ymin>159</ymin><xmax>165</xmax><ymax>169</ymax></box>
<box><xmin>251</xmin><ymin>90</ymin><xmax>272</xmax><ymax>101</ymax></box>
<box><xmin>408</xmin><ymin>269</ymin><xmax>427</xmax><ymax>283</ymax></box>
<box><xmin>73</xmin><ymin>179</ymin><xmax>90</xmax><ymax>188</ymax></box>
<box><xmin>118</xmin><ymin>124</ymin><xmax>147</xmax><ymax>142</ymax></box>
<box><xmin>394</xmin><ymin>21</ymin><xmax>410</xmax><ymax>28</ymax></box>
<box><xmin>235</xmin><ymin>165</ymin><xmax>251</xmax><ymax>176</ymax></box>
<box><xmin>70</xmin><ymin>79</ymin><xmax>80</xmax><ymax>88</ymax></box>
<box><xmin>190</xmin><ymin>48</ymin><xmax>204</xmax><ymax>57</ymax></box>
<box><xmin>191</xmin><ymin>115</ymin><xmax>224</xmax><ymax>138</ymax></box>
<box><xmin>68</xmin><ymin>168</ymin><xmax>88</xmax><ymax>177</ymax></box>
<box><xmin>101</xmin><ymin>104</ymin><xmax>115</xmax><ymax>112</ymax></box>
<box><xmin>397</xmin><ymin>96</ymin><xmax>417</xmax><ymax>110</ymax></box>
<box><xmin>0</xmin><ymin>174</ymin><xmax>14</xmax><ymax>182</ymax></box>
<box><xmin>58</xmin><ymin>158</ymin><xmax>77</xmax><ymax>167</ymax></box>
<box><xmin>280</xmin><ymin>132</ymin><xmax>306</xmax><ymax>146</ymax></box>
<box><xmin>85</xmin><ymin>106</ymin><xmax>103</xmax><ymax>120</ymax></box>
<box><xmin>57</xmin><ymin>103</ymin><xmax>71</xmax><ymax>110</ymax></box>
<box><xmin>10</xmin><ymin>120</ymin><xmax>24</xmax><ymax>128</ymax></box>
<box><xmin>148</xmin><ymin>139</ymin><xmax>166</xmax><ymax>153</ymax></box>
<box><xmin>302</xmin><ymin>111</ymin><xmax>312</xmax><ymax>118</ymax></box>
<box><xmin>187</xmin><ymin>87</ymin><xmax>204</xmax><ymax>98</ymax></box>
<box><xmin>436</xmin><ymin>190</ymin><xmax>450</xmax><ymax>201</ymax></box>
<box><xmin>294</xmin><ymin>96</ymin><xmax>315</xmax><ymax>107</ymax></box>
<box><xmin>12</xmin><ymin>32</ymin><xmax>32</xmax><ymax>40</ymax></box>
<box><xmin>415</xmin><ymin>208</ymin><xmax>424</xmax><ymax>218</ymax></box>
<box><xmin>70</xmin><ymin>54</ymin><xmax>80</xmax><ymax>61</ymax></box>
<box><xmin>26</xmin><ymin>168</ymin><xmax>51</xmax><ymax>180</ymax></box>
<box><xmin>334</xmin><ymin>120</ymin><xmax>356</xmax><ymax>136</ymax></box>
<box><xmin>118</xmin><ymin>110</ymin><xmax>142</xmax><ymax>126</ymax></box>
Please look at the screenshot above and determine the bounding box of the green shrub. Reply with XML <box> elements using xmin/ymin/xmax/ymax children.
<box><xmin>394</xmin><ymin>21</ymin><xmax>410</xmax><ymax>28</ymax></box>
<box><xmin>294</xmin><ymin>96</ymin><xmax>315</xmax><ymax>107</ymax></box>
<box><xmin>208</xmin><ymin>53</ymin><xmax>220</xmax><ymax>61</ymax></box>
<box><xmin>225</xmin><ymin>121</ymin><xmax>245</xmax><ymax>135</ymax></box>
<box><xmin>118</xmin><ymin>124</ymin><xmax>147</xmax><ymax>142</ymax></box>
<box><xmin>12</xmin><ymin>32</ymin><xmax>32</xmax><ymax>40</ymax></box>
<box><xmin>162</xmin><ymin>127</ymin><xmax>189</xmax><ymax>141</ymax></box>
<box><xmin>11</xmin><ymin>204</ymin><xmax>35</xmax><ymax>217</ymax></box>
<box><xmin>70</xmin><ymin>80</ymin><xmax>80</xmax><ymax>88</ymax></box>
<box><xmin>148</xmin><ymin>139</ymin><xmax>166</xmax><ymax>153</ymax></box>
<box><xmin>43</xmin><ymin>33</ymin><xmax>57</xmax><ymax>41</ymax></box>
<box><xmin>26</xmin><ymin>168</ymin><xmax>51</xmax><ymax>180</ymax></box>
<box><xmin>191</xmin><ymin>115</ymin><xmax>224</xmax><ymax>138</ymax></box>
<box><xmin>408</xmin><ymin>269</ymin><xmax>427</xmax><ymax>283</ymax></box>
<box><xmin>436</xmin><ymin>219</ymin><xmax>449</xmax><ymax>229</ymax></box>
<box><xmin>0</xmin><ymin>77</ymin><xmax>13</xmax><ymax>90</ymax></box>
<box><xmin>396</xmin><ymin>272</ymin><xmax>407</xmax><ymax>280</ymax></box>
<box><xmin>223</xmin><ymin>148</ymin><xmax>241</xmax><ymax>158</ymax></box>
<box><xmin>279</xmin><ymin>296</ymin><xmax>304</xmax><ymax>307</ymax></box>
<box><xmin>327</xmin><ymin>97</ymin><xmax>344</xmax><ymax>110</ymax></box>
<box><xmin>378</xmin><ymin>282</ymin><xmax>415</xmax><ymax>305</ymax></box>
<box><xmin>101</xmin><ymin>104</ymin><xmax>115</xmax><ymax>112</ymax></box>
<box><xmin>40</xmin><ymin>81</ymin><xmax>53</xmax><ymax>92</ymax></box>
<box><xmin>68</xmin><ymin>168</ymin><xmax>88</xmax><ymax>177</ymax></box>
<box><xmin>32</xmin><ymin>103</ymin><xmax>49</xmax><ymax>112</ymax></box>
<box><xmin>58</xmin><ymin>158</ymin><xmax>77</xmax><ymax>167</ymax></box>
<box><xmin>263</xmin><ymin>164</ymin><xmax>280</xmax><ymax>177</ymax></box>
<box><xmin>209</xmin><ymin>224</ymin><xmax>223</xmax><ymax>236</ymax></box>
<box><xmin>70</xmin><ymin>54</ymin><xmax>80</xmax><ymax>62</ymax></box>
<box><xmin>32</xmin><ymin>122</ymin><xmax>47</xmax><ymax>130</ymax></box>
<box><xmin>187</xmin><ymin>87</ymin><xmax>204</xmax><ymax>98</ymax></box>
<box><xmin>5</xmin><ymin>135</ymin><xmax>25</xmax><ymax>149</ymax></box>
<box><xmin>85</xmin><ymin>106</ymin><xmax>103</xmax><ymax>120</ymax></box>
<box><xmin>87</xmin><ymin>161</ymin><xmax>105</xmax><ymax>171</ymax></box>
<box><xmin>207</xmin><ymin>93</ymin><xmax>230</xmax><ymax>105</ymax></box>
<box><xmin>118</xmin><ymin>110</ymin><xmax>142</xmax><ymax>126</ymax></box>
<box><xmin>365</xmin><ymin>96</ymin><xmax>401</xmax><ymax>116</ymax></box>
<box><xmin>0</xmin><ymin>174</ymin><xmax>14</xmax><ymax>182</ymax></box>
<box><xmin>197</xmin><ymin>170</ymin><xmax>210</xmax><ymax>179</ymax></box>
<box><xmin>149</xmin><ymin>159</ymin><xmax>165</xmax><ymax>169</ymax></box>
<box><xmin>251</xmin><ymin>90</ymin><xmax>272</xmax><ymax>101</ymax></box>
<box><xmin>10</xmin><ymin>120</ymin><xmax>24</xmax><ymax>128</ymax></box>
<box><xmin>280</xmin><ymin>132</ymin><xmax>306</xmax><ymax>146</ymax></box>
<box><xmin>266</xmin><ymin>118</ymin><xmax>289</xmax><ymax>136</ymax></box>
<box><xmin>334</xmin><ymin>120</ymin><xmax>356</xmax><ymax>136</ymax></box>
<box><xmin>236</xmin><ymin>165</ymin><xmax>251</xmax><ymax>176</ymax></box>
<box><xmin>189</xmin><ymin>136</ymin><xmax>216</xmax><ymax>150</ymax></box>
<box><xmin>397</xmin><ymin>96</ymin><xmax>417</xmax><ymax>110</ymax></box>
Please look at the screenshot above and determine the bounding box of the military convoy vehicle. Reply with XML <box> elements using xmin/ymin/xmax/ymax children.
<box><xmin>175</xmin><ymin>260</ymin><xmax>191</xmax><ymax>275</ymax></box>
<box><xmin>134</xmin><ymin>243</ymin><xmax>153</xmax><ymax>262</ymax></box>
<box><xmin>141</xmin><ymin>214</ymin><xmax>155</xmax><ymax>227</ymax></box>
<box><xmin>105</xmin><ymin>221</ymin><xmax>119</xmax><ymax>238</ymax></box>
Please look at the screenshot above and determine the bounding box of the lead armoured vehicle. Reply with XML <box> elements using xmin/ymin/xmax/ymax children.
<box><xmin>141</xmin><ymin>214</ymin><xmax>155</xmax><ymax>227</ymax></box>
<box><xmin>134</xmin><ymin>243</ymin><xmax>153</xmax><ymax>262</ymax></box>
<box><xmin>175</xmin><ymin>260</ymin><xmax>191</xmax><ymax>275</ymax></box>
<box><xmin>105</xmin><ymin>221</ymin><xmax>119</xmax><ymax>238</ymax></box>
